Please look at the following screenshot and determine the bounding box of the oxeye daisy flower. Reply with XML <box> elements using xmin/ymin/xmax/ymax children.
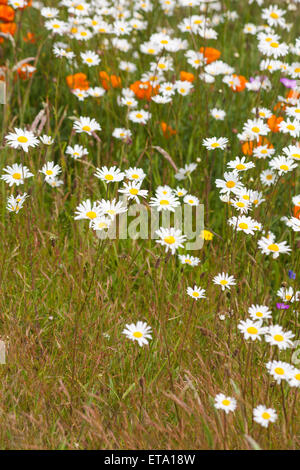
<box><xmin>91</xmin><ymin>216</ymin><xmax>111</xmax><ymax>232</ymax></box>
<box><xmin>74</xmin><ymin>199</ymin><xmax>103</xmax><ymax>226</ymax></box>
<box><xmin>277</xmin><ymin>286</ymin><xmax>297</xmax><ymax>303</ymax></box>
<box><xmin>183</xmin><ymin>194</ymin><xmax>199</xmax><ymax>206</ymax></box>
<box><xmin>73</xmin><ymin>117</ymin><xmax>101</xmax><ymax>135</ymax></box>
<box><xmin>260</xmin><ymin>169</ymin><xmax>277</xmax><ymax>186</ymax></box>
<box><xmin>80</xmin><ymin>50</ymin><xmax>101</xmax><ymax>67</ymax></box>
<box><xmin>128</xmin><ymin>109</ymin><xmax>151</xmax><ymax>124</ymax></box>
<box><xmin>112</xmin><ymin>128</ymin><xmax>132</xmax><ymax>142</ymax></box>
<box><xmin>278</xmin><ymin>119</ymin><xmax>300</xmax><ymax>138</ymax></box>
<box><xmin>118</xmin><ymin>181</ymin><xmax>148</xmax><ymax>203</ymax></box>
<box><xmin>125</xmin><ymin>167</ymin><xmax>146</xmax><ymax>182</ymax></box>
<box><xmin>282</xmin><ymin>145</ymin><xmax>300</xmax><ymax>161</ymax></box>
<box><xmin>214</xmin><ymin>393</ymin><xmax>237</xmax><ymax>414</ymax></box>
<box><xmin>40</xmin><ymin>135</ymin><xmax>54</xmax><ymax>145</ymax></box>
<box><xmin>41</xmin><ymin>7</ymin><xmax>59</xmax><ymax>18</ymax></box>
<box><xmin>88</xmin><ymin>87</ymin><xmax>106</xmax><ymax>98</ymax></box>
<box><xmin>269</xmin><ymin>156</ymin><xmax>297</xmax><ymax>175</ymax></box>
<box><xmin>94</xmin><ymin>166</ymin><xmax>125</xmax><ymax>184</ymax></box>
<box><xmin>5</xmin><ymin>128</ymin><xmax>39</xmax><ymax>152</ymax></box>
<box><xmin>72</xmin><ymin>89</ymin><xmax>89</xmax><ymax>101</ymax></box>
<box><xmin>149</xmin><ymin>193</ymin><xmax>180</xmax><ymax>212</ymax></box>
<box><xmin>242</xmin><ymin>119</ymin><xmax>269</xmax><ymax>141</ymax></box>
<box><xmin>253</xmin><ymin>145</ymin><xmax>275</xmax><ymax>159</ymax></box>
<box><xmin>39</xmin><ymin>162</ymin><xmax>61</xmax><ymax>180</ymax></box>
<box><xmin>248</xmin><ymin>304</ymin><xmax>272</xmax><ymax>321</ymax></box>
<box><xmin>258</xmin><ymin>232</ymin><xmax>291</xmax><ymax>258</ymax></box>
<box><xmin>97</xmin><ymin>199</ymin><xmax>128</xmax><ymax>220</ymax></box>
<box><xmin>266</xmin><ymin>360</ymin><xmax>293</xmax><ymax>384</ymax></box>
<box><xmin>1</xmin><ymin>164</ymin><xmax>34</xmax><ymax>186</ymax></box>
<box><xmin>252</xmin><ymin>107</ymin><xmax>272</xmax><ymax>119</ymax></box>
<box><xmin>283</xmin><ymin>216</ymin><xmax>300</xmax><ymax>232</ymax></box>
<box><xmin>178</xmin><ymin>254</ymin><xmax>200</xmax><ymax>266</ymax></box>
<box><xmin>66</xmin><ymin>144</ymin><xmax>88</xmax><ymax>160</ymax></box>
<box><xmin>46</xmin><ymin>178</ymin><xmax>64</xmax><ymax>188</ymax></box>
<box><xmin>213</xmin><ymin>273</ymin><xmax>236</xmax><ymax>291</ymax></box>
<box><xmin>175</xmin><ymin>163</ymin><xmax>197</xmax><ymax>181</ymax></box>
<box><xmin>122</xmin><ymin>321</ymin><xmax>152</xmax><ymax>347</ymax></box>
<box><xmin>6</xmin><ymin>193</ymin><xmax>28</xmax><ymax>213</ymax></box>
<box><xmin>238</xmin><ymin>319</ymin><xmax>267</xmax><ymax>341</ymax></box>
<box><xmin>210</xmin><ymin>108</ymin><xmax>226</xmax><ymax>120</ymax></box>
<box><xmin>175</xmin><ymin>80</ymin><xmax>193</xmax><ymax>96</ymax></box>
<box><xmin>253</xmin><ymin>405</ymin><xmax>277</xmax><ymax>428</ymax></box>
<box><xmin>287</xmin><ymin>367</ymin><xmax>300</xmax><ymax>388</ymax></box>
<box><xmin>262</xmin><ymin>5</ymin><xmax>286</xmax><ymax>28</ymax></box>
<box><xmin>258</xmin><ymin>40</ymin><xmax>289</xmax><ymax>58</ymax></box>
<box><xmin>202</xmin><ymin>137</ymin><xmax>228</xmax><ymax>150</ymax></box>
<box><xmin>155</xmin><ymin>227</ymin><xmax>186</xmax><ymax>254</ymax></box>
<box><xmin>216</xmin><ymin>171</ymin><xmax>243</xmax><ymax>195</ymax></box>
<box><xmin>265</xmin><ymin>325</ymin><xmax>294</xmax><ymax>350</ymax></box>
<box><xmin>227</xmin><ymin>156</ymin><xmax>255</xmax><ymax>172</ymax></box>
<box><xmin>228</xmin><ymin>216</ymin><xmax>258</xmax><ymax>235</ymax></box>
<box><xmin>285</xmin><ymin>105</ymin><xmax>300</xmax><ymax>120</ymax></box>
<box><xmin>187</xmin><ymin>285</ymin><xmax>206</xmax><ymax>300</ymax></box>
<box><xmin>174</xmin><ymin>187</ymin><xmax>188</xmax><ymax>198</ymax></box>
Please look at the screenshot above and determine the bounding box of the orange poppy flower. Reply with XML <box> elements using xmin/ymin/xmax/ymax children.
<box><xmin>160</xmin><ymin>121</ymin><xmax>176</xmax><ymax>139</ymax></box>
<box><xmin>241</xmin><ymin>136</ymin><xmax>273</xmax><ymax>156</ymax></box>
<box><xmin>0</xmin><ymin>4</ymin><xmax>14</xmax><ymax>22</ymax></box>
<box><xmin>287</xmin><ymin>89</ymin><xmax>300</xmax><ymax>101</ymax></box>
<box><xmin>66</xmin><ymin>73</ymin><xmax>89</xmax><ymax>90</ymax></box>
<box><xmin>17</xmin><ymin>62</ymin><xmax>36</xmax><ymax>80</ymax></box>
<box><xmin>0</xmin><ymin>21</ymin><xmax>16</xmax><ymax>35</ymax></box>
<box><xmin>99</xmin><ymin>71</ymin><xmax>121</xmax><ymax>90</ymax></box>
<box><xmin>231</xmin><ymin>74</ymin><xmax>247</xmax><ymax>92</ymax></box>
<box><xmin>199</xmin><ymin>46</ymin><xmax>221</xmax><ymax>64</ymax></box>
<box><xmin>23</xmin><ymin>32</ymin><xmax>35</xmax><ymax>43</ymax></box>
<box><xmin>267</xmin><ymin>115</ymin><xmax>283</xmax><ymax>132</ymax></box>
<box><xmin>294</xmin><ymin>205</ymin><xmax>300</xmax><ymax>220</ymax></box>
<box><xmin>180</xmin><ymin>71</ymin><xmax>195</xmax><ymax>82</ymax></box>
<box><xmin>130</xmin><ymin>80</ymin><xmax>159</xmax><ymax>101</ymax></box>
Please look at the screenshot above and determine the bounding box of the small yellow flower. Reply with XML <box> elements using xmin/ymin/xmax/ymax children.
<box><xmin>200</xmin><ymin>229</ymin><xmax>214</xmax><ymax>241</ymax></box>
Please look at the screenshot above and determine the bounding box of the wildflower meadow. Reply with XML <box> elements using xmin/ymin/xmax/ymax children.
<box><xmin>0</xmin><ymin>0</ymin><xmax>299</xmax><ymax>452</ymax></box>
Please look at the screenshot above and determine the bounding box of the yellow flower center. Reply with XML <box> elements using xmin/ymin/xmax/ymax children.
<box><xmin>129</xmin><ymin>188</ymin><xmax>139</xmax><ymax>195</ymax></box>
<box><xmin>239</xmin><ymin>223</ymin><xmax>248</xmax><ymax>230</ymax></box>
<box><xmin>274</xmin><ymin>367</ymin><xmax>284</xmax><ymax>375</ymax></box>
<box><xmin>256</xmin><ymin>312</ymin><xmax>263</xmax><ymax>317</ymax></box>
<box><xmin>270</xmin><ymin>12</ymin><xmax>279</xmax><ymax>19</ymax></box>
<box><xmin>192</xmin><ymin>292</ymin><xmax>199</xmax><ymax>297</ymax></box>
<box><xmin>226</xmin><ymin>181</ymin><xmax>235</xmax><ymax>188</ymax></box>
<box><xmin>107</xmin><ymin>209</ymin><xmax>115</xmax><ymax>215</ymax></box>
<box><xmin>164</xmin><ymin>236</ymin><xmax>175</xmax><ymax>244</ymax></box>
<box><xmin>160</xmin><ymin>200</ymin><xmax>169</xmax><ymax>205</ymax></box>
<box><xmin>268</xmin><ymin>243</ymin><xmax>279</xmax><ymax>251</ymax></box>
<box><xmin>280</xmin><ymin>164</ymin><xmax>288</xmax><ymax>171</ymax></box>
<box><xmin>285</xmin><ymin>295</ymin><xmax>292</xmax><ymax>301</ymax></box>
<box><xmin>136</xmin><ymin>113</ymin><xmax>143</xmax><ymax>119</ymax></box>
<box><xmin>222</xmin><ymin>399</ymin><xmax>230</xmax><ymax>406</ymax></box>
<box><xmin>274</xmin><ymin>334</ymin><xmax>284</xmax><ymax>342</ymax></box>
<box><xmin>86</xmin><ymin>58</ymin><xmax>93</xmax><ymax>63</ymax></box>
<box><xmin>86</xmin><ymin>211</ymin><xmax>97</xmax><ymax>219</ymax></box>
<box><xmin>133</xmin><ymin>331</ymin><xmax>143</xmax><ymax>338</ymax></box>
<box><xmin>105</xmin><ymin>174</ymin><xmax>114</xmax><ymax>181</ymax></box>
<box><xmin>13</xmin><ymin>173</ymin><xmax>21</xmax><ymax>180</ymax></box>
<box><xmin>236</xmin><ymin>164</ymin><xmax>246</xmax><ymax>170</ymax></box>
<box><xmin>252</xmin><ymin>126</ymin><xmax>260</xmax><ymax>133</ymax></box>
<box><xmin>287</xmin><ymin>124</ymin><xmax>295</xmax><ymax>131</ymax></box>
<box><xmin>211</xmin><ymin>142</ymin><xmax>220</xmax><ymax>148</ymax></box>
<box><xmin>247</xmin><ymin>326</ymin><xmax>258</xmax><ymax>335</ymax></box>
<box><xmin>292</xmin><ymin>153</ymin><xmax>300</xmax><ymax>159</ymax></box>
<box><xmin>262</xmin><ymin>412</ymin><xmax>270</xmax><ymax>420</ymax></box>
<box><xmin>82</xmin><ymin>125</ymin><xmax>91</xmax><ymax>132</ymax></box>
<box><xmin>17</xmin><ymin>136</ymin><xmax>28</xmax><ymax>143</ymax></box>
<box><xmin>294</xmin><ymin>373</ymin><xmax>300</xmax><ymax>381</ymax></box>
<box><xmin>220</xmin><ymin>280</ymin><xmax>228</xmax><ymax>285</ymax></box>
<box><xmin>270</xmin><ymin>42</ymin><xmax>279</xmax><ymax>48</ymax></box>
<box><xmin>46</xmin><ymin>170</ymin><xmax>53</xmax><ymax>175</ymax></box>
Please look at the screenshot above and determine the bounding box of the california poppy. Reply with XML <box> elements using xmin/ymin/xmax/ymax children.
<box><xmin>0</xmin><ymin>5</ymin><xmax>14</xmax><ymax>22</ymax></box>
<box><xmin>267</xmin><ymin>115</ymin><xmax>283</xmax><ymax>133</ymax></box>
<box><xmin>160</xmin><ymin>121</ymin><xmax>176</xmax><ymax>139</ymax></box>
<box><xmin>294</xmin><ymin>206</ymin><xmax>300</xmax><ymax>220</ymax></box>
<box><xmin>180</xmin><ymin>71</ymin><xmax>195</xmax><ymax>83</ymax></box>
<box><xmin>130</xmin><ymin>80</ymin><xmax>159</xmax><ymax>101</ymax></box>
<box><xmin>241</xmin><ymin>136</ymin><xmax>273</xmax><ymax>156</ymax></box>
<box><xmin>199</xmin><ymin>46</ymin><xmax>221</xmax><ymax>64</ymax></box>
<box><xmin>66</xmin><ymin>73</ymin><xmax>89</xmax><ymax>90</ymax></box>
<box><xmin>99</xmin><ymin>71</ymin><xmax>121</xmax><ymax>90</ymax></box>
